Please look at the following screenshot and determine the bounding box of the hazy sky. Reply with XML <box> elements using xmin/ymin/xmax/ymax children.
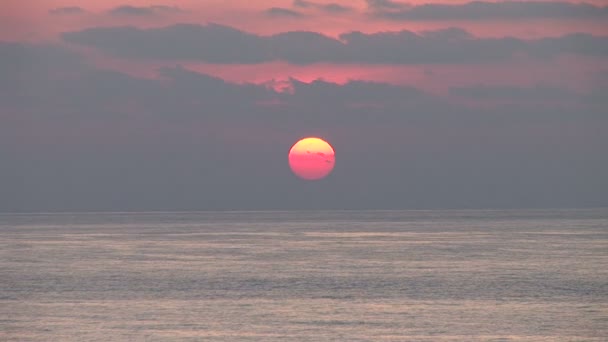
<box><xmin>2</xmin><ymin>0</ymin><xmax>607</xmax><ymax>211</ymax></box>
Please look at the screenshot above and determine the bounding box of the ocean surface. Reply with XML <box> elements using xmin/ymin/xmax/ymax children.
<box><xmin>1</xmin><ymin>209</ymin><xmax>607</xmax><ymax>341</ymax></box>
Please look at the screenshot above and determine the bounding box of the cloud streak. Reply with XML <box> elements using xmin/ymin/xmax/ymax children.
<box><xmin>366</xmin><ymin>0</ymin><xmax>409</xmax><ymax>10</ymax></box>
<box><xmin>265</xmin><ymin>7</ymin><xmax>306</xmax><ymax>18</ymax></box>
<box><xmin>108</xmin><ymin>5</ymin><xmax>184</xmax><ymax>16</ymax></box>
<box><xmin>48</xmin><ymin>6</ymin><xmax>86</xmax><ymax>15</ymax></box>
<box><xmin>292</xmin><ymin>0</ymin><xmax>353</xmax><ymax>14</ymax></box>
<box><xmin>62</xmin><ymin>24</ymin><xmax>608</xmax><ymax>64</ymax></box>
<box><xmin>368</xmin><ymin>1</ymin><xmax>608</xmax><ymax>21</ymax></box>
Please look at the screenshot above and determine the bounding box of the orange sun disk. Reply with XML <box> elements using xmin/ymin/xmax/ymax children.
<box><xmin>288</xmin><ymin>137</ymin><xmax>335</xmax><ymax>180</ymax></box>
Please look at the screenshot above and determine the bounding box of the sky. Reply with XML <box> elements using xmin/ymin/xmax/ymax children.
<box><xmin>2</xmin><ymin>0</ymin><xmax>608</xmax><ymax>211</ymax></box>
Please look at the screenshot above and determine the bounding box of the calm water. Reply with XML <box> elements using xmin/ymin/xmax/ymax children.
<box><xmin>1</xmin><ymin>209</ymin><xmax>607</xmax><ymax>341</ymax></box>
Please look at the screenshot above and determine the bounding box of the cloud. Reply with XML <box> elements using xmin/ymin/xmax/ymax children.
<box><xmin>450</xmin><ymin>84</ymin><xmax>579</xmax><ymax>101</ymax></box>
<box><xmin>293</xmin><ymin>0</ymin><xmax>353</xmax><ymax>14</ymax></box>
<box><xmin>265</xmin><ymin>7</ymin><xmax>305</xmax><ymax>18</ymax></box>
<box><xmin>63</xmin><ymin>24</ymin><xmax>270</xmax><ymax>63</ymax></box>
<box><xmin>268</xmin><ymin>31</ymin><xmax>344</xmax><ymax>64</ymax></box>
<box><xmin>366</xmin><ymin>0</ymin><xmax>409</xmax><ymax>10</ymax></box>
<box><xmin>108</xmin><ymin>5</ymin><xmax>184</xmax><ymax>16</ymax></box>
<box><xmin>288</xmin><ymin>78</ymin><xmax>431</xmax><ymax>107</ymax></box>
<box><xmin>0</xmin><ymin>41</ymin><xmax>85</xmax><ymax>106</ymax></box>
<box><xmin>321</xmin><ymin>3</ymin><xmax>353</xmax><ymax>14</ymax></box>
<box><xmin>369</xmin><ymin>1</ymin><xmax>608</xmax><ymax>21</ymax></box>
<box><xmin>3</xmin><ymin>41</ymin><xmax>607</xmax><ymax>211</ymax></box>
<box><xmin>157</xmin><ymin>65</ymin><xmax>273</xmax><ymax>108</ymax></box>
<box><xmin>529</xmin><ymin>33</ymin><xmax>608</xmax><ymax>58</ymax></box>
<box><xmin>293</xmin><ymin>0</ymin><xmax>313</xmax><ymax>8</ymax></box>
<box><xmin>62</xmin><ymin>24</ymin><xmax>608</xmax><ymax>65</ymax></box>
<box><xmin>0</xmin><ymin>42</ymin><xmax>82</xmax><ymax>71</ymax></box>
<box><xmin>591</xmin><ymin>70</ymin><xmax>608</xmax><ymax>88</ymax></box>
<box><xmin>48</xmin><ymin>6</ymin><xmax>86</xmax><ymax>15</ymax></box>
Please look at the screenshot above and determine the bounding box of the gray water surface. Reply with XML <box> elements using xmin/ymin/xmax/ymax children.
<box><xmin>1</xmin><ymin>209</ymin><xmax>607</xmax><ymax>341</ymax></box>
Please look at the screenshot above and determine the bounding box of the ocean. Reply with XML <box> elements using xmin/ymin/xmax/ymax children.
<box><xmin>1</xmin><ymin>209</ymin><xmax>607</xmax><ymax>341</ymax></box>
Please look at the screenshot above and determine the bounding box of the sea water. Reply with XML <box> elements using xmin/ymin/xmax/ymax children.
<box><xmin>1</xmin><ymin>209</ymin><xmax>607</xmax><ymax>341</ymax></box>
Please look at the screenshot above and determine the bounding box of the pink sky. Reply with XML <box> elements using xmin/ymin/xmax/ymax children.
<box><xmin>5</xmin><ymin>0</ymin><xmax>607</xmax><ymax>40</ymax></box>
<box><xmin>3</xmin><ymin>0</ymin><xmax>607</xmax><ymax>93</ymax></box>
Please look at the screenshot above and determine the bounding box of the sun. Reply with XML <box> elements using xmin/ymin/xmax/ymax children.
<box><xmin>288</xmin><ymin>137</ymin><xmax>335</xmax><ymax>180</ymax></box>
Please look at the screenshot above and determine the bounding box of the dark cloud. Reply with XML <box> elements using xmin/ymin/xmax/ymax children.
<box><xmin>265</xmin><ymin>7</ymin><xmax>305</xmax><ymax>18</ymax></box>
<box><xmin>292</xmin><ymin>0</ymin><xmax>353</xmax><ymax>13</ymax></box>
<box><xmin>0</xmin><ymin>42</ymin><xmax>83</xmax><ymax>73</ymax></box>
<box><xmin>293</xmin><ymin>0</ymin><xmax>313</xmax><ymax>8</ymax></box>
<box><xmin>2</xmin><ymin>42</ymin><xmax>607</xmax><ymax>211</ymax></box>
<box><xmin>108</xmin><ymin>5</ymin><xmax>184</xmax><ymax>16</ymax></box>
<box><xmin>62</xmin><ymin>24</ymin><xmax>608</xmax><ymax>65</ymax></box>
<box><xmin>321</xmin><ymin>3</ymin><xmax>353</xmax><ymax>14</ymax></box>
<box><xmin>156</xmin><ymin>65</ymin><xmax>274</xmax><ymax>110</ymax></box>
<box><xmin>369</xmin><ymin>1</ymin><xmax>608</xmax><ymax>21</ymax></box>
<box><xmin>336</xmin><ymin>28</ymin><xmax>520</xmax><ymax>64</ymax></box>
<box><xmin>529</xmin><ymin>33</ymin><xmax>608</xmax><ymax>58</ymax></box>
<box><xmin>268</xmin><ymin>31</ymin><xmax>344</xmax><ymax>64</ymax></box>
<box><xmin>0</xmin><ymin>42</ymin><xmax>85</xmax><ymax>106</ymax></box>
<box><xmin>63</xmin><ymin>24</ymin><xmax>270</xmax><ymax>63</ymax></box>
<box><xmin>287</xmin><ymin>78</ymin><xmax>432</xmax><ymax>109</ymax></box>
<box><xmin>590</xmin><ymin>70</ymin><xmax>608</xmax><ymax>93</ymax></box>
<box><xmin>49</xmin><ymin>6</ymin><xmax>86</xmax><ymax>15</ymax></box>
<box><xmin>450</xmin><ymin>84</ymin><xmax>579</xmax><ymax>101</ymax></box>
<box><xmin>366</xmin><ymin>0</ymin><xmax>409</xmax><ymax>10</ymax></box>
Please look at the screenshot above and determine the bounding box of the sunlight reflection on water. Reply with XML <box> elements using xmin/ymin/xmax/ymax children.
<box><xmin>1</xmin><ymin>209</ymin><xmax>607</xmax><ymax>341</ymax></box>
